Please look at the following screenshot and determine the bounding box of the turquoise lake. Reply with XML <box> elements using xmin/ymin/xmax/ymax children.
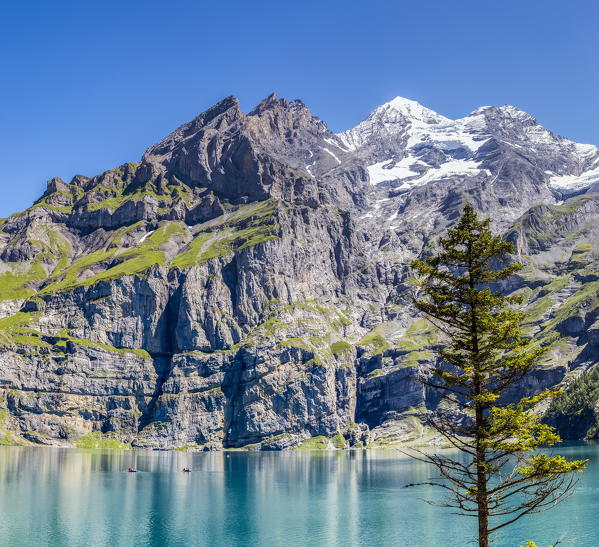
<box><xmin>0</xmin><ymin>443</ymin><xmax>598</xmax><ymax>546</ymax></box>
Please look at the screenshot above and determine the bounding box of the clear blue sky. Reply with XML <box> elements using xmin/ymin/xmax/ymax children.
<box><xmin>1</xmin><ymin>0</ymin><xmax>597</xmax><ymax>217</ymax></box>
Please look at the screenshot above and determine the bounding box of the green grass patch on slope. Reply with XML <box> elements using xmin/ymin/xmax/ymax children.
<box><xmin>295</xmin><ymin>436</ymin><xmax>330</xmax><ymax>450</ymax></box>
<box><xmin>85</xmin><ymin>174</ymin><xmax>193</xmax><ymax>213</ymax></box>
<box><xmin>0</xmin><ymin>312</ymin><xmax>150</xmax><ymax>358</ymax></box>
<box><xmin>0</xmin><ymin>225</ymin><xmax>77</xmax><ymax>301</ymax></box>
<box><xmin>569</xmin><ymin>243</ymin><xmax>594</xmax><ymax>269</ymax></box>
<box><xmin>396</xmin><ymin>318</ymin><xmax>438</xmax><ymax>351</ymax></box>
<box><xmin>74</xmin><ymin>431</ymin><xmax>131</xmax><ymax>449</ymax></box>
<box><xmin>40</xmin><ymin>222</ymin><xmax>185</xmax><ymax>294</ymax></box>
<box><xmin>0</xmin><ymin>261</ymin><xmax>46</xmax><ymax>301</ymax></box>
<box><xmin>64</xmin><ymin>334</ymin><xmax>151</xmax><ymax>360</ymax></box>
<box><xmin>538</xmin><ymin>280</ymin><xmax>599</xmax><ymax>346</ymax></box>
<box><xmin>295</xmin><ymin>434</ymin><xmax>346</xmax><ymax>450</ymax></box>
<box><xmin>331</xmin><ymin>433</ymin><xmax>346</xmax><ymax>448</ymax></box>
<box><xmin>359</xmin><ymin>326</ymin><xmax>390</xmax><ymax>354</ymax></box>
<box><xmin>523</xmin><ymin>275</ymin><xmax>572</xmax><ymax>326</ymax></box>
<box><xmin>330</xmin><ymin>340</ymin><xmax>353</xmax><ymax>356</ymax></box>
<box><xmin>30</xmin><ymin>197</ymin><xmax>73</xmax><ymax>214</ymax></box>
<box><xmin>170</xmin><ymin>200</ymin><xmax>280</xmax><ymax>269</ymax></box>
<box><xmin>0</xmin><ymin>312</ymin><xmax>50</xmax><ymax>349</ymax></box>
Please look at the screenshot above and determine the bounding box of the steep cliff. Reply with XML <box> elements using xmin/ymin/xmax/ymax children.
<box><xmin>0</xmin><ymin>94</ymin><xmax>598</xmax><ymax>449</ymax></box>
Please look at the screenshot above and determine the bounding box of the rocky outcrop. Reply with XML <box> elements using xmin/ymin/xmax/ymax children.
<box><xmin>589</xmin><ymin>321</ymin><xmax>599</xmax><ymax>349</ymax></box>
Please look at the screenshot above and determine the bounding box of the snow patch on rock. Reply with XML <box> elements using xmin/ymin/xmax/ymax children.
<box><xmin>549</xmin><ymin>165</ymin><xmax>599</xmax><ymax>193</ymax></box>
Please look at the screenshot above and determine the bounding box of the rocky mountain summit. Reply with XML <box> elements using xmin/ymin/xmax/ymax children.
<box><xmin>1</xmin><ymin>94</ymin><xmax>598</xmax><ymax>449</ymax></box>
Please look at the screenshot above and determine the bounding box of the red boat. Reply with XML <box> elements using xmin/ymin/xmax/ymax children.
<box><xmin>128</xmin><ymin>467</ymin><xmax>137</xmax><ymax>473</ymax></box>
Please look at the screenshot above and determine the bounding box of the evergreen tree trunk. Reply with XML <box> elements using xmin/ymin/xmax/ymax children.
<box><xmin>476</xmin><ymin>403</ymin><xmax>490</xmax><ymax>547</ymax></box>
<box><xmin>470</xmin><ymin>246</ymin><xmax>490</xmax><ymax>547</ymax></box>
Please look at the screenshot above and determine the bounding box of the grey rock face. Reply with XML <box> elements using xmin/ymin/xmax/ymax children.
<box><xmin>588</xmin><ymin>321</ymin><xmax>599</xmax><ymax>349</ymax></box>
<box><xmin>0</xmin><ymin>93</ymin><xmax>598</xmax><ymax>449</ymax></box>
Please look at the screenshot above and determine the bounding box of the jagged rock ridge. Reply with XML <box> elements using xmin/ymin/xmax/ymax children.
<box><xmin>0</xmin><ymin>94</ymin><xmax>598</xmax><ymax>449</ymax></box>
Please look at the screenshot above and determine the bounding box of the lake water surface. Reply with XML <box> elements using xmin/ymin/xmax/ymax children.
<box><xmin>0</xmin><ymin>443</ymin><xmax>598</xmax><ymax>546</ymax></box>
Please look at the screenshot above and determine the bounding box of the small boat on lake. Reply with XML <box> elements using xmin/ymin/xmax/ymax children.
<box><xmin>182</xmin><ymin>468</ymin><xmax>192</xmax><ymax>473</ymax></box>
<box><xmin>128</xmin><ymin>467</ymin><xmax>137</xmax><ymax>473</ymax></box>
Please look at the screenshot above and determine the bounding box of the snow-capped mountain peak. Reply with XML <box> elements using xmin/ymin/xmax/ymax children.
<box><xmin>380</xmin><ymin>96</ymin><xmax>448</xmax><ymax>124</ymax></box>
<box><xmin>337</xmin><ymin>96</ymin><xmax>599</xmax><ymax>195</ymax></box>
<box><xmin>470</xmin><ymin>104</ymin><xmax>532</xmax><ymax>119</ymax></box>
<box><xmin>338</xmin><ymin>98</ymin><xmax>491</xmax><ymax>188</ymax></box>
<box><xmin>337</xmin><ymin>96</ymin><xmax>448</xmax><ymax>151</ymax></box>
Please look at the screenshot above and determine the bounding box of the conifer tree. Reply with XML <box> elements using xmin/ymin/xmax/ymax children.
<box><xmin>408</xmin><ymin>203</ymin><xmax>587</xmax><ymax>547</ymax></box>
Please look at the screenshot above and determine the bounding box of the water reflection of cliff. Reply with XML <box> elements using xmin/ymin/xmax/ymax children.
<box><xmin>3</xmin><ymin>446</ymin><xmax>592</xmax><ymax>545</ymax></box>
<box><xmin>0</xmin><ymin>448</ymin><xmax>434</xmax><ymax>545</ymax></box>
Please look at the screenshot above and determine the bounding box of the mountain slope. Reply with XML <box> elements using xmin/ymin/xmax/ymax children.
<box><xmin>0</xmin><ymin>94</ymin><xmax>598</xmax><ymax>449</ymax></box>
